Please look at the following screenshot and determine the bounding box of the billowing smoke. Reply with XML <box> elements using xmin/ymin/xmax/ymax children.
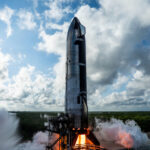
<box><xmin>15</xmin><ymin>132</ymin><xmax>48</xmax><ymax>150</ymax></box>
<box><xmin>0</xmin><ymin>108</ymin><xmax>48</xmax><ymax>150</ymax></box>
<box><xmin>0</xmin><ymin>108</ymin><xmax>20</xmax><ymax>150</ymax></box>
<box><xmin>0</xmin><ymin>108</ymin><xmax>149</xmax><ymax>150</ymax></box>
<box><xmin>95</xmin><ymin>118</ymin><xmax>149</xmax><ymax>148</ymax></box>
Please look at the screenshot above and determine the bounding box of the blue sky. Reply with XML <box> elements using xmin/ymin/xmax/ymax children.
<box><xmin>0</xmin><ymin>0</ymin><xmax>150</xmax><ymax>111</ymax></box>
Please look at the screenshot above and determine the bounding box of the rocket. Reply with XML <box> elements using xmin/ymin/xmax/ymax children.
<box><xmin>65</xmin><ymin>17</ymin><xmax>88</xmax><ymax>129</ymax></box>
<box><xmin>46</xmin><ymin>17</ymin><xmax>104</xmax><ymax>150</ymax></box>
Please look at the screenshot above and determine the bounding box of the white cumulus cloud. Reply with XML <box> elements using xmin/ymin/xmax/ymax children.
<box><xmin>37</xmin><ymin>0</ymin><xmax>150</xmax><ymax>110</ymax></box>
<box><xmin>44</xmin><ymin>0</ymin><xmax>74</xmax><ymax>22</ymax></box>
<box><xmin>0</xmin><ymin>49</ymin><xmax>12</xmax><ymax>82</ymax></box>
<box><xmin>0</xmin><ymin>6</ymin><xmax>14</xmax><ymax>37</ymax></box>
<box><xmin>1</xmin><ymin>0</ymin><xmax>150</xmax><ymax>111</ymax></box>
<box><xmin>17</xmin><ymin>9</ymin><xmax>37</xmax><ymax>30</ymax></box>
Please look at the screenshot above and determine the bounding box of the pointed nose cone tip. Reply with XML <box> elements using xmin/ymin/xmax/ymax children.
<box><xmin>68</xmin><ymin>17</ymin><xmax>86</xmax><ymax>36</ymax></box>
<box><xmin>70</xmin><ymin>17</ymin><xmax>80</xmax><ymax>27</ymax></box>
<box><xmin>73</xmin><ymin>17</ymin><xmax>80</xmax><ymax>23</ymax></box>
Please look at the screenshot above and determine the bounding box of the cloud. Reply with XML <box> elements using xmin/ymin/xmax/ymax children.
<box><xmin>73</xmin><ymin>0</ymin><xmax>150</xmax><ymax>108</ymax></box>
<box><xmin>4</xmin><ymin>65</ymin><xmax>61</xmax><ymax>110</ymax></box>
<box><xmin>32</xmin><ymin>0</ymin><xmax>40</xmax><ymax>18</ymax></box>
<box><xmin>45</xmin><ymin>22</ymin><xmax>69</xmax><ymax>30</ymax></box>
<box><xmin>112</xmin><ymin>75</ymin><xmax>128</xmax><ymax>90</ymax></box>
<box><xmin>0</xmin><ymin>49</ymin><xmax>11</xmax><ymax>82</ymax></box>
<box><xmin>0</xmin><ymin>64</ymin><xmax>62</xmax><ymax>111</ymax></box>
<box><xmin>17</xmin><ymin>9</ymin><xmax>37</xmax><ymax>30</ymax></box>
<box><xmin>0</xmin><ymin>6</ymin><xmax>14</xmax><ymax>37</ymax></box>
<box><xmin>37</xmin><ymin>0</ymin><xmax>150</xmax><ymax>110</ymax></box>
<box><xmin>1</xmin><ymin>0</ymin><xmax>150</xmax><ymax>111</ymax></box>
<box><xmin>37</xmin><ymin>24</ymin><xmax>68</xmax><ymax>56</ymax></box>
<box><xmin>126</xmin><ymin>71</ymin><xmax>150</xmax><ymax>102</ymax></box>
<box><xmin>0</xmin><ymin>46</ymin><xmax>63</xmax><ymax>111</ymax></box>
<box><xmin>44</xmin><ymin>0</ymin><xmax>74</xmax><ymax>22</ymax></box>
<box><xmin>92</xmin><ymin>70</ymin><xmax>150</xmax><ymax>110</ymax></box>
<box><xmin>0</xmin><ymin>109</ymin><xmax>20</xmax><ymax>150</ymax></box>
<box><xmin>37</xmin><ymin>23</ymin><xmax>69</xmax><ymax>103</ymax></box>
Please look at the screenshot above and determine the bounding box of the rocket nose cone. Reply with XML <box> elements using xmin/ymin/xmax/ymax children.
<box><xmin>72</xmin><ymin>17</ymin><xmax>80</xmax><ymax>24</ymax></box>
<box><xmin>68</xmin><ymin>17</ymin><xmax>86</xmax><ymax>36</ymax></box>
<box><xmin>69</xmin><ymin>17</ymin><xmax>80</xmax><ymax>29</ymax></box>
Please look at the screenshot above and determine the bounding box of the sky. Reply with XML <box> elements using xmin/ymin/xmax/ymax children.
<box><xmin>0</xmin><ymin>0</ymin><xmax>150</xmax><ymax>111</ymax></box>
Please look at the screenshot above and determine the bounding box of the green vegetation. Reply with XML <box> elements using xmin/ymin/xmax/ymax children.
<box><xmin>11</xmin><ymin>111</ymin><xmax>150</xmax><ymax>141</ymax></box>
<box><xmin>14</xmin><ymin>112</ymin><xmax>58</xmax><ymax>141</ymax></box>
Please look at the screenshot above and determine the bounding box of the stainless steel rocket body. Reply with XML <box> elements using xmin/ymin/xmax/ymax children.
<box><xmin>65</xmin><ymin>17</ymin><xmax>88</xmax><ymax>129</ymax></box>
<box><xmin>46</xmin><ymin>18</ymin><xmax>102</xmax><ymax>150</ymax></box>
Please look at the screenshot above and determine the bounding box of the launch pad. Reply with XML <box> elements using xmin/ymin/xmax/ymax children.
<box><xmin>46</xmin><ymin>113</ymin><xmax>106</xmax><ymax>150</ymax></box>
<box><xmin>46</xmin><ymin>17</ymin><xmax>106</xmax><ymax>150</ymax></box>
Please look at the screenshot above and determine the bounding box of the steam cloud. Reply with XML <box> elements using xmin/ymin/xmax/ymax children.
<box><xmin>0</xmin><ymin>109</ymin><xmax>20</xmax><ymax>150</ymax></box>
<box><xmin>0</xmin><ymin>108</ymin><xmax>48</xmax><ymax>150</ymax></box>
<box><xmin>0</xmin><ymin>108</ymin><xmax>149</xmax><ymax>150</ymax></box>
<box><xmin>15</xmin><ymin>132</ymin><xmax>48</xmax><ymax>150</ymax></box>
<box><xmin>95</xmin><ymin>118</ymin><xmax>149</xmax><ymax>148</ymax></box>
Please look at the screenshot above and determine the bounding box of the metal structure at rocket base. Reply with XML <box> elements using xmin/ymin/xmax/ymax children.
<box><xmin>46</xmin><ymin>17</ymin><xmax>106</xmax><ymax>150</ymax></box>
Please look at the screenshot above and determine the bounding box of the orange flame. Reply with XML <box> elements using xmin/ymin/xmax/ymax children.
<box><xmin>118</xmin><ymin>131</ymin><xmax>133</xmax><ymax>148</ymax></box>
<box><xmin>49</xmin><ymin>133</ymin><xmax>60</xmax><ymax>150</ymax></box>
<box><xmin>75</xmin><ymin>134</ymin><xmax>86</xmax><ymax>145</ymax></box>
<box><xmin>75</xmin><ymin>133</ymin><xmax>105</xmax><ymax>149</ymax></box>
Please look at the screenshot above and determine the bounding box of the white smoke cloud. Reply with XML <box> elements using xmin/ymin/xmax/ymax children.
<box><xmin>15</xmin><ymin>132</ymin><xmax>48</xmax><ymax>150</ymax></box>
<box><xmin>0</xmin><ymin>108</ymin><xmax>49</xmax><ymax>150</ymax></box>
<box><xmin>0</xmin><ymin>108</ymin><xmax>20</xmax><ymax>150</ymax></box>
<box><xmin>95</xmin><ymin>118</ymin><xmax>149</xmax><ymax>148</ymax></box>
<box><xmin>0</xmin><ymin>108</ymin><xmax>150</xmax><ymax>150</ymax></box>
